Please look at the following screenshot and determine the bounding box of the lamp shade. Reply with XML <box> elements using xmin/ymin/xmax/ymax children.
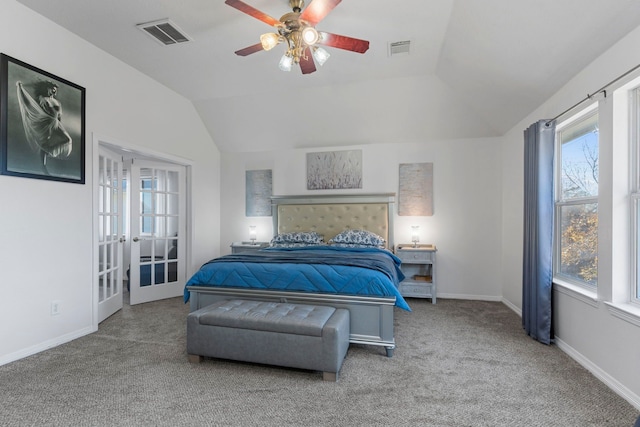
<box><xmin>260</xmin><ymin>33</ymin><xmax>281</xmax><ymax>51</ymax></box>
<box><xmin>279</xmin><ymin>54</ymin><xmax>293</xmax><ymax>71</ymax></box>
<box><xmin>411</xmin><ymin>225</ymin><xmax>420</xmax><ymax>247</ymax></box>
<box><xmin>312</xmin><ymin>47</ymin><xmax>330</xmax><ymax>66</ymax></box>
<box><xmin>301</xmin><ymin>27</ymin><xmax>319</xmax><ymax>45</ymax></box>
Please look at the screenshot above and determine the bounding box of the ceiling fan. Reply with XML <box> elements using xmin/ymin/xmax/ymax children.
<box><xmin>225</xmin><ymin>0</ymin><xmax>370</xmax><ymax>74</ymax></box>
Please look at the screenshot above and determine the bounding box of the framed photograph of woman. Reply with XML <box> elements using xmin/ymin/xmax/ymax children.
<box><xmin>0</xmin><ymin>54</ymin><xmax>85</xmax><ymax>184</ymax></box>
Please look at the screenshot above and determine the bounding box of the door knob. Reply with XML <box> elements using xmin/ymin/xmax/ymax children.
<box><xmin>133</xmin><ymin>237</ymin><xmax>140</xmax><ymax>242</ymax></box>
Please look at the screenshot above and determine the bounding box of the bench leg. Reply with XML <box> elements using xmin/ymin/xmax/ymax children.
<box><xmin>323</xmin><ymin>371</ymin><xmax>338</xmax><ymax>382</ymax></box>
<box><xmin>385</xmin><ymin>346</ymin><xmax>394</xmax><ymax>357</ymax></box>
<box><xmin>188</xmin><ymin>354</ymin><xmax>203</xmax><ymax>363</ymax></box>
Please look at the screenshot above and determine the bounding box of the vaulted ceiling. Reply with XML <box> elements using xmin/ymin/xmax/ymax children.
<box><xmin>16</xmin><ymin>0</ymin><xmax>640</xmax><ymax>152</ymax></box>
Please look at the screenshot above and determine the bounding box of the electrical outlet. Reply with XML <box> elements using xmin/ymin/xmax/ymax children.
<box><xmin>51</xmin><ymin>301</ymin><xmax>61</xmax><ymax>316</ymax></box>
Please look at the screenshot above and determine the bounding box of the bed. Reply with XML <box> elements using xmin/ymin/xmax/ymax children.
<box><xmin>184</xmin><ymin>193</ymin><xmax>408</xmax><ymax>357</ymax></box>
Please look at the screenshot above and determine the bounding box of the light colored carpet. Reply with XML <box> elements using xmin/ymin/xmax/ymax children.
<box><xmin>1</xmin><ymin>297</ymin><xmax>637</xmax><ymax>426</ymax></box>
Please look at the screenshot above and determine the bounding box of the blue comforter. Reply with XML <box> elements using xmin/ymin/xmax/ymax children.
<box><xmin>184</xmin><ymin>246</ymin><xmax>410</xmax><ymax>311</ymax></box>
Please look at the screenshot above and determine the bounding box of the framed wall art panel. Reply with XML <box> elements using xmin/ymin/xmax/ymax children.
<box><xmin>398</xmin><ymin>162</ymin><xmax>433</xmax><ymax>216</ymax></box>
<box><xmin>0</xmin><ymin>54</ymin><xmax>86</xmax><ymax>184</ymax></box>
<box><xmin>246</xmin><ymin>169</ymin><xmax>272</xmax><ymax>216</ymax></box>
<box><xmin>306</xmin><ymin>149</ymin><xmax>362</xmax><ymax>190</ymax></box>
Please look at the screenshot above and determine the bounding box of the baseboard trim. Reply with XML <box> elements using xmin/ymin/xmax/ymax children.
<box><xmin>0</xmin><ymin>326</ymin><xmax>96</xmax><ymax>367</ymax></box>
<box><xmin>436</xmin><ymin>293</ymin><xmax>502</xmax><ymax>302</ymax></box>
<box><xmin>501</xmin><ymin>298</ymin><xmax>522</xmax><ymax>316</ymax></box>
<box><xmin>555</xmin><ymin>337</ymin><xmax>640</xmax><ymax>411</ymax></box>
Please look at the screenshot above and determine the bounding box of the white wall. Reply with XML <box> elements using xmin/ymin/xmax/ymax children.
<box><xmin>220</xmin><ymin>137</ymin><xmax>504</xmax><ymax>301</ymax></box>
<box><xmin>0</xmin><ymin>0</ymin><xmax>221</xmax><ymax>364</ymax></box>
<box><xmin>501</xmin><ymin>23</ymin><xmax>640</xmax><ymax>408</ymax></box>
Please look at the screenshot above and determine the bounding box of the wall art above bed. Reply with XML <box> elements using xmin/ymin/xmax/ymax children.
<box><xmin>398</xmin><ymin>162</ymin><xmax>433</xmax><ymax>216</ymax></box>
<box><xmin>245</xmin><ymin>169</ymin><xmax>272</xmax><ymax>216</ymax></box>
<box><xmin>306</xmin><ymin>149</ymin><xmax>362</xmax><ymax>190</ymax></box>
<box><xmin>0</xmin><ymin>54</ymin><xmax>85</xmax><ymax>184</ymax></box>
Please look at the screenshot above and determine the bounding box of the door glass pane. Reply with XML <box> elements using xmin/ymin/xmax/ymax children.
<box><xmin>141</xmin><ymin>168</ymin><xmax>154</xmax><ymax>189</ymax></box>
<box><xmin>105</xmin><ymin>158</ymin><xmax>112</xmax><ymax>185</ymax></box>
<box><xmin>141</xmin><ymin>215</ymin><xmax>152</xmax><ymax>235</ymax></box>
<box><xmin>168</xmin><ymin>216</ymin><xmax>178</xmax><ymax>238</ymax></box>
<box><xmin>106</xmin><ymin>242</ymin><xmax>112</xmax><ymax>270</ymax></box>
<box><xmin>156</xmin><ymin>239</ymin><xmax>168</xmax><ymax>259</ymax></box>
<box><xmin>99</xmin><ymin>185</ymin><xmax>104</xmax><ymax>212</ymax></box>
<box><xmin>99</xmin><ymin>156</ymin><xmax>106</xmax><ymax>185</ymax></box>
<box><xmin>156</xmin><ymin>193</ymin><xmax>166</xmax><ymax>215</ymax></box>
<box><xmin>99</xmin><ymin>274</ymin><xmax>106</xmax><ymax>302</ymax></box>
<box><xmin>106</xmin><ymin>211</ymin><xmax>112</xmax><ymax>238</ymax></box>
<box><xmin>98</xmin><ymin>215</ymin><xmax>104</xmax><ymax>242</ymax></box>
<box><xmin>559</xmin><ymin>203</ymin><xmax>598</xmax><ymax>286</ymax></box>
<box><xmin>112</xmin><ymin>187</ymin><xmax>119</xmax><ymax>214</ymax></box>
<box><xmin>141</xmin><ymin>190</ymin><xmax>153</xmax><ymax>213</ymax></box>
<box><xmin>168</xmin><ymin>193</ymin><xmax>179</xmax><ymax>215</ymax></box>
<box><xmin>155</xmin><ymin>263</ymin><xmax>165</xmax><ymax>284</ymax></box>
<box><xmin>167</xmin><ymin>170</ymin><xmax>179</xmax><ymax>193</ymax></box>
<box><xmin>168</xmin><ymin>261</ymin><xmax>178</xmax><ymax>283</ymax></box>
<box><xmin>156</xmin><ymin>169</ymin><xmax>166</xmax><ymax>190</ymax></box>
<box><xmin>140</xmin><ymin>239</ymin><xmax>153</xmax><ymax>259</ymax></box>
<box><xmin>111</xmin><ymin>215</ymin><xmax>118</xmax><ymax>239</ymax></box>
<box><xmin>169</xmin><ymin>238</ymin><xmax>178</xmax><ymax>256</ymax></box>
<box><xmin>113</xmin><ymin>240</ymin><xmax>120</xmax><ymax>270</ymax></box>
<box><xmin>99</xmin><ymin>244</ymin><xmax>105</xmax><ymax>273</ymax></box>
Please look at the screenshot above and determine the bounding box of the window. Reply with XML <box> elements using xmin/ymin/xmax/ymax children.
<box><xmin>632</xmin><ymin>87</ymin><xmax>640</xmax><ymax>304</ymax></box>
<box><xmin>554</xmin><ymin>107</ymin><xmax>599</xmax><ymax>289</ymax></box>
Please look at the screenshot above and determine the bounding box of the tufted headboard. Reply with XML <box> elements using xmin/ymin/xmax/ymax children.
<box><xmin>271</xmin><ymin>194</ymin><xmax>395</xmax><ymax>248</ymax></box>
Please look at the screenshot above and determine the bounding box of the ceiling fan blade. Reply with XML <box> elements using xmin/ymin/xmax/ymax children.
<box><xmin>318</xmin><ymin>31</ymin><xmax>369</xmax><ymax>54</ymax></box>
<box><xmin>234</xmin><ymin>43</ymin><xmax>265</xmax><ymax>56</ymax></box>
<box><xmin>299</xmin><ymin>0</ymin><xmax>342</xmax><ymax>26</ymax></box>
<box><xmin>299</xmin><ymin>48</ymin><xmax>317</xmax><ymax>74</ymax></box>
<box><xmin>225</xmin><ymin>0</ymin><xmax>281</xmax><ymax>27</ymax></box>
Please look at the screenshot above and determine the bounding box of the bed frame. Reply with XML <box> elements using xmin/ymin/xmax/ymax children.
<box><xmin>187</xmin><ymin>193</ymin><xmax>399</xmax><ymax>357</ymax></box>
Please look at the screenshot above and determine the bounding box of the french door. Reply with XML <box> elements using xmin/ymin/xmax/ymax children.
<box><xmin>97</xmin><ymin>148</ymin><xmax>125</xmax><ymax>322</ymax></box>
<box><xmin>128</xmin><ymin>160</ymin><xmax>186</xmax><ymax>305</ymax></box>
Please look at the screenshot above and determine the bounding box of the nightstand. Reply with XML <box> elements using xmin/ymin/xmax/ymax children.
<box><xmin>395</xmin><ymin>244</ymin><xmax>437</xmax><ymax>304</ymax></box>
<box><xmin>230</xmin><ymin>241</ymin><xmax>269</xmax><ymax>254</ymax></box>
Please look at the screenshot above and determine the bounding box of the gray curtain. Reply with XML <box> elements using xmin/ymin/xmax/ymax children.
<box><xmin>522</xmin><ymin>119</ymin><xmax>555</xmax><ymax>344</ymax></box>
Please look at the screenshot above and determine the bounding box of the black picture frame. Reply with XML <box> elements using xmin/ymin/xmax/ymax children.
<box><xmin>0</xmin><ymin>54</ymin><xmax>85</xmax><ymax>184</ymax></box>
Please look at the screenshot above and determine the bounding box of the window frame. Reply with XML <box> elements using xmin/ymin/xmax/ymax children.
<box><xmin>631</xmin><ymin>86</ymin><xmax>640</xmax><ymax>305</ymax></box>
<box><xmin>553</xmin><ymin>104</ymin><xmax>599</xmax><ymax>290</ymax></box>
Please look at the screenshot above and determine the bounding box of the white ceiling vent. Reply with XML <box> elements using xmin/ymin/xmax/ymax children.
<box><xmin>137</xmin><ymin>19</ymin><xmax>192</xmax><ymax>46</ymax></box>
<box><xmin>388</xmin><ymin>40</ymin><xmax>411</xmax><ymax>57</ymax></box>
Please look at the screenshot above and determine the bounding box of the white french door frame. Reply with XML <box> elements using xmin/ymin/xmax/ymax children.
<box><xmin>129</xmin><ymin>159</ymin><xmax>186</xmax><ymax>305</ymax></box>
<box><xmin>96</xmin><ymin>146</ymin><xmax>125</xmax><ymax>323</ymax></box>
<box><xmin>92</xmin><ymin>133</ymin><xmax>193</xmax><ymax>329</ymax></box>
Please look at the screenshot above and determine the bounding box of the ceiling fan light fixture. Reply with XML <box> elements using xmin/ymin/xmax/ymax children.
<box><xmin>312</xmin><ymin>46</ymin><xmax>330</xmax><ymax>66</ymax></box>
<box><xmin>301</xmin><ymin>26</ymin><xmax>319</xmax><ymax>45</ymax></box>
<box><xmin>279</xmin><ymin>54</ymin><xmax>293</xmax><ymax>71</ymax></box>
<box><xmin>226</xmin><ymin>0</ymin><xmax>370</xmax><ymax>75</ymax></box>
<box><xmin>260</xmin><ymin>32</ymin><xmax>281</xmax><ymax>51</ymax></box>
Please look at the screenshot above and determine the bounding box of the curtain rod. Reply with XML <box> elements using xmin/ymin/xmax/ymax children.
<box><xmin>545</xmin><ymin>62</ymin><xmax>640</xmax><ymax>127</ymax></box>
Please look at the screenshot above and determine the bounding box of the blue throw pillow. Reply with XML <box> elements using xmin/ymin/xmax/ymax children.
<box><xmin>329</xmin><ymin>229</ymin><xmax>385</xmax><ymax>247</ymax></box>
<box><xmin>271</xmin><ymin>231</ymin><xmax>323</xmax><ymax>245</ymax></box>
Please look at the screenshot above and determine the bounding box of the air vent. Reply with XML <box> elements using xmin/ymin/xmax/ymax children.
<box><xmin>388</xmin><ymin>40</ymin><xmax>411</xmax><ymax>57</ymax></box>
<box><xmin>137</xmin><ymin>19</ymin><xmax>191</xmax><ymax>46</ymax></box>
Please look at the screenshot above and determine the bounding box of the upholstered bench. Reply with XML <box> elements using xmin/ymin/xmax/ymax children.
<box><xmin>187</xmin><ymin>299</ymin><xmax>350</xmax><ymax>381</ymax></box>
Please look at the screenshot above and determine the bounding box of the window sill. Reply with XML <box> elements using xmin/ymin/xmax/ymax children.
<box><xmin>552</xmin><ymin>280</ymin><xmax>599</xmax><ymax>308</ymax></box>
<box><xmin>604</xmin><ymin>302</ymin><xmax>640</xmax><ymax>327</ymax></box>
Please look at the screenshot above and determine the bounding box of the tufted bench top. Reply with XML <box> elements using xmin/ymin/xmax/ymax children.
<box><xmin>197</xmin><ymin>299</ymin><xmax>336</xmax><ymax>337</ymax></box>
